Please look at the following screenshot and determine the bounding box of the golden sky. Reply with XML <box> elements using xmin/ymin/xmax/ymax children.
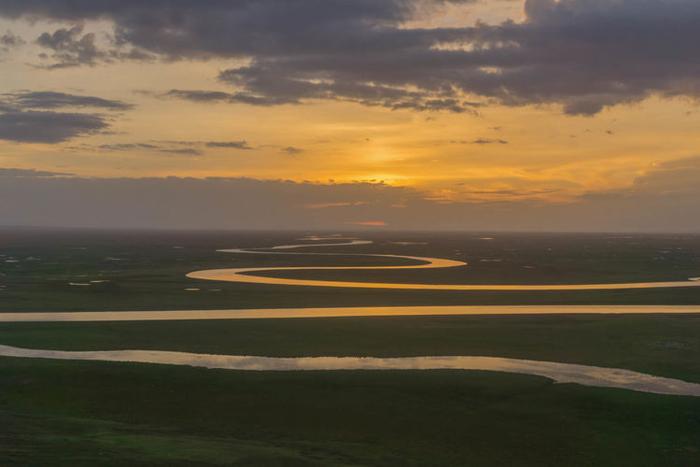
<box><xmin>1</xmin><ymin>1</ymin><xmax>700</xmax><ymax>230</ymax></box>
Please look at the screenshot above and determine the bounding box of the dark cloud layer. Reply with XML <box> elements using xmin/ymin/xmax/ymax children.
<box><xmin>2</xmin><ymin>0</ymin><xmax>699</xmax><ymax>114</ymax></box>
<box><xmin>0</xmin><ymin>111</ymin><xmax>108</xmax><ymax>143</ymax></box>
<box><xmin>5</xmin><ymin>91</ymin><xmax>132</xmax><ymax>110</ymax></box>
<box><xmin>1</xmin><ymin>159</ymin><xmax>700</xmax><ymax>231</ymax></box>
<box><xmin>0</xmin><ymin>167</ymin><xmax>72</xmax><ymax>177</ymax></box>
<box><xmin>36</xmin><ymin>25</ymin><xmax>102</xmax><ymax>68</ymax></box>
<box><xmin>96</xmin><ymin>143</ymin><xmax>202</xmax><ymax>156</ymax></box>
<box><xmin>161</xmin><ymin>89</ymin><xmax>289</xmax><ymax>107</ymax></box>
<box><xmin>94</xmin><ymin>140</ymin><xmax>254</xmax><ymax>155</ymax></box>
<box><xmin>205</xmin><ymin>141</ymin><xmax>253</xmax><ymax>150</ymax></box>
<box><xmin>1</xmin><ymin>30</ymin><xmax>23</xmax><ymax>53</ymax></box>
<box><xmin>35</xmin><ymin>24</ymin><xmax>154</xmax><ymax>68</ymax></box>
<box><xmin>470</xmin><ymin>138</ymin><xmax>508</xmax><ymax>145</ymax></box>
<box><xmin>0</xmin><ymin>91</ymin><xmax>132</xmax><ymax>143</ymax></box>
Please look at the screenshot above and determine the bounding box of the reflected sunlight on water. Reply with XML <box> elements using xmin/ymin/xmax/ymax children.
<box><xmin>1</xmin><ymin>344</ymin><xmax>699</xmax><ymax>397</ymax></box>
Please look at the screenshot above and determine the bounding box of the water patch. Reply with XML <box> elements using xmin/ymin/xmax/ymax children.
<box><xmin>0</xmin><ymin>344</ymin><xmax>698</xmax><ymax>397</ymax></box>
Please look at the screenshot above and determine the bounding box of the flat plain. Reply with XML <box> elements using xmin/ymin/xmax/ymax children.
<box><xmin>1</xmin><ymin>229</ymin><xmax>700</xmax><ymax>466</ymax></box>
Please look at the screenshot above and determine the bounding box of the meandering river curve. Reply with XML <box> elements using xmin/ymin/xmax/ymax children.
<box><xmin>187</xmin><ymin>237</ymin><xmax>700</xmax><ymax>291</ymax></box>
<box><xmin>3</xmin><ymin>236</ymin><xmax>700</xmax><ymax>397</ymax></box>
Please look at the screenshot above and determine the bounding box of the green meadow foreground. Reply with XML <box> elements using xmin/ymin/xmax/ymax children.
<box><xmin>2</xmin><ymin>315</ymin><xmax>700</xmax><ymax>466</ymax></box>
<box><xmin>2</xmin><ymin>230</ymin><xmax>700</xmax><ymax>465</ymax></box>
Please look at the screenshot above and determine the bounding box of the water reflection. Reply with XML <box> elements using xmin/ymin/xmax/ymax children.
<box><xmin>1</xmin><ymin>344</ymin><xmax>698</xmax><ymax>397</ymax></box>
<box><xmin>2</xmin><ymin>305</ymin><xmax>700</xmax><ymax>323</ymax></box>
<box><xmin>188</xmin><ymin>238</ymin><xmax>700</xmax><ymax>291</ymax></box>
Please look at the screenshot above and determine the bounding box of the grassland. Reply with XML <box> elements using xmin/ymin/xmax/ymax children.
<box><xmin>2</xmin><ymin>229</ymin><xmax>700</xmax><ymax>465</ymax></box>
<box><xmin>2</xmin><ymin>314</ymin><xmax>700</xmax><ymax>465</ymax></box>
<box><xmin>1</xmin><ymin>314</ymin><xmax>700</xmax><ymax>381</ymax></box>
<box><xmin>2</xmin><ymin>229</ymin><xmax>700</xmax><ymax>312</ymax></box>
<box><xmin>3</xmin><ymin>358</ymin><xmax>700</xmax><ymax>467</ymax></box>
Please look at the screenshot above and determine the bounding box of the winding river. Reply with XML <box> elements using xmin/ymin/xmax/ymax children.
<box><xmin>187</xmin><ymin>237</ymin><xmax>700</xmax><ymax>291</ymax></box>
<box><xmin>2</xmin><ymin>344</ymin><xmax>699</xmax><ymax>397</ymax></box>
<box><xmin>3</xmin><ymin>236</ymin><xmax>700</xmax><ymax>396</ymax></box>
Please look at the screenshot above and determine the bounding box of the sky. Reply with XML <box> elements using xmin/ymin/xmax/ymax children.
<box><xmin>1</xmin><ymin>0</ymin><xmax>700</xmax><ymax>231</ymax></box>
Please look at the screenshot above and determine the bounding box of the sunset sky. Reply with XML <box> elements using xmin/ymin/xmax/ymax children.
<box><xmin>1</xmin><ymin>0</ymin><xmax>700</xmax><ymax>231</ymax></box>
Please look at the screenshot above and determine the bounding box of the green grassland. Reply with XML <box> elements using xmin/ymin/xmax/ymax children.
<box><xmin>2</xmin><ymin>358</ymin><xmax>700</xmax><ymax>467</ymax></box>
<box><xmin>2</xmin><ymin>229</ymin><xmax>700</xmax><ymax>311</ymax></box>
<box><xmin>2</xmin><ymin>229</ymin><xmax>700</xmax><ymax>465</ymax></box>
<box><xmin>1</xmin><ymin>314</ymin><xmax>700</xmax><ymax>381</ymax></box>
<box><xmin>2</xmin><ymin>314</ymin><xmax>700</xmax><ymax>465</ymax></box>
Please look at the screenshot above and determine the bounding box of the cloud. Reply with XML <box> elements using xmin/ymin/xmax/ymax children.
<box><xmin>304</xmin><ymin>201</ymin><xmax>369</xmax><ymax>209</ymax></box>
<box><xmin>159</xmin><ymin>147</ymin><xmax>202</xmax><ymax>156</ymax></box>
<box><xmin>0</xmin><ymin>167</ymin><xmax>72</xmax><ymax>177</ymax></box>
<box><xmin>36</xmin><ymin>25</ymin><xmax>102</xmax><ymax>68</ymax></box>
<box><xmin>98</xmin><ymin>143</ymin><xmax>160</xmax><ymax>151</ymax></box>
<box><xmin>348</xmin><ymin>220</ymin><xmax>388</xmax><ymax>227</ymax></box>
<box><xmin>617</xmin><ymin>156</ymin><xmax>700</xmax><ymax>196</ymax></box>
<box><xmin>205</xmin><ymin>141</ymin><xmax>253</xmax><ymax>150</ymax></box>
<box><xmin>0</xmin><ymin>1</ymin><xmax>481</xmax><ymax>112</ymax></box>
<box><xmin>3</xmin><ymin>0</ymin><xmax>697</xmax><ymax>114</ymax></box>
<box><xmin>35</xmin><ymin>24</ymin><xmax>154</xmax><ymax>68</ymax></box>
<box><xmin>0</xmin><ymin>91</ymin><xmax>132</xmax><ymax>143</ymax></box>
<box><xmin>0</xmin><ymin>176</ymin><xmax>417</xmax><ymax>229</ymax></box>
<box><xmin>1</xmin><ymin>165</ymin><xmax>700</xmax><ymax>231</ymax></box>
<box><xmin>0</xmin><ymin>111</ymin><xmax>108</xmax><ymax>143</ymax></box>
<box><xmin>160</xmin><ymin>89</ymin><xmax>291</xmax><ymax>106</ymax></box>
<box><xmin>97</xmin><ymin>143</ymin><xmax>202</xmax><ymax>156</ymax></box>
<box><xmin>5</xmin><ymin>91</ymin><xmax>132</xmax><ymax>110</ymax></box>
<box><xmin>281</xmin><ymin>146</ymin><xmax>304</xmax><ymax>155</ymax></box>
<box><xmin>455</xmin><ymin>138</ymin><xmax>508</xmax><ymax>145</ymax></box>
<box><xmin>4</xmin><ymin>1</ymin><xmax>700</xmax><ymax>114</ymax></box>
<box><xmin>93</xmin><ymin>140</ymin><xmax>253</xmax><ymax>155</ymax></box>
<box><xmin>1</xmin><ymin>31</ymin><xmax>23</xmax><ymax>53</ymax></box>
<box><xmin>448</xmin><ymin>138</ymin><xmax>508</xmax><ymax>145</ymax></box>
<box><xmin>456</xmin><ymin>188</ymin><xmax>560</xmax><ymax>200</ymax></box>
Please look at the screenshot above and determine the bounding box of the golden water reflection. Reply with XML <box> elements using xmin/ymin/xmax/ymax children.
<box><xmin>188</xmin><ymin>238</ymin><xmax>700</xmax><ymax>291</ymax></box>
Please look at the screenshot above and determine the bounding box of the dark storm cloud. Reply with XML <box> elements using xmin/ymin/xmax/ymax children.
<box><xmin>3</xmin><ymin>1</ymin><xmax>700</xmax><ymax>114</ymax></box>
<box><xmin>0</xmin><ymin>111</ymin><xmax>108</xmax><ymax>143</ymax></box>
